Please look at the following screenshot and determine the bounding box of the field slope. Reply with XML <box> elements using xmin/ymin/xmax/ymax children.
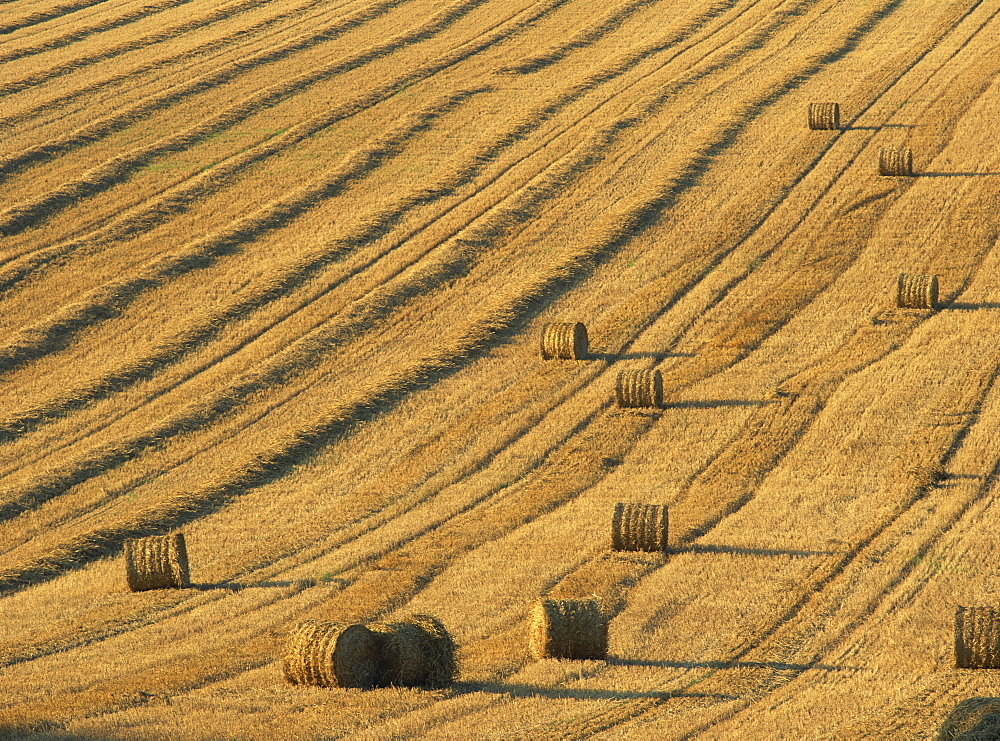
<box><xmin>2</xmin><ymin>0</ymin><xmax>1000</xmax><ymax>737</ymax></box>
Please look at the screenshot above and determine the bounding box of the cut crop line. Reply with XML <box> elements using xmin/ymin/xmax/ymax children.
<box><xmin>0</xmin><ymin>0</ymin><xmax>359</xmax><ymax>126</ymax></box>
<box><xmin>0</xmin><ymin>85</ymin><xmax>485</xmax><ymax>391</ymax></box>
<box><xmin>678</xmin><ymin>363</ymin><xmax>1000</xmax><ymax>738</ymax></box>
<box><xmin>0</xmin><ymin>214</ymin><xmax>651</xmax><ymax>592</ymax></box>
<box><xmin>0</xmin><ymin>0</ymin><xmax>607</xmax><ymax>331</ymax></box>
<box><xmin>0</xmin><ymin>72</ymin><xmax>489</xmax><ymax>290</ymax></box>
<box><xmin>395</xmin><ymin>1</ymin><xmax>1000</xmax><ymax>735</ymax></box>
<box><xmin>0</xmin><ymin>0</ymin><xmax>569</xmax><ymax>239</ymax></box>
<box><xmin>0</xmin><ymin>580</ymin><xmax>336</xmax><ymax>728</ymax></box>
<box><xmin>0</xmin><ymin>0</ymin><xmax>194</xmax><ymax>65</ymax></box>
<box><xmin>0</xmin><ymin>0</ymin><xmax>763</xmax><ymax>276</ymax></box>
<box><xmin>0</xmin><ymin>107</ymin><xmax>757</xmax><ymax>591</ymax></box>
<box><xmin>0</xmin><ymin>0</ymin><xmax>113</xmax><ymax>35</ymax></box>
<box><xmin>0</xmin><ymin>111</ymin><xmax>629</xmax><ymax>539</ymax></box>
<box><xmin>0</xmin><ymin>577</ymin><xmax>320</xmax><ymax>670</ymax></box>
<box><xmin>0</xmin><ymin>0</ymin><xmax>442</xmax><ymax>179</ymax></box>
<box><xmin>503</xmin><ymin>0</ymin><xmax>689</xmax><ymax>73</ymax></box>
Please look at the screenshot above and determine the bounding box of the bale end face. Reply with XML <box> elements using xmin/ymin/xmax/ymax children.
<box><xmin>615</xmin><ymin>369</ymin><xmax>663</xmax><ymax>409</ymax></box>
<box><xmin>124</xmin><ymin>532</ymin><xmax>189</xmax><ymax>592</ymax></box>
<box><xmin>808</xmin><ymin>102</ymin><xmax>840</xmax><ymax>130</ymax></box>
<box><xmin>955</xmin><ymin>606</ymin><xmax>1000</xmax><ymax>669</ymax></box>
<box><xmin>897</xmin><ymin>273</ymin><xmax>938</xmax><ymax>310</ymax></box>
<box><xmin>541</xmin><ymin>322</ymin><xmax>588</xmax><ymax>360</ymax></box>
<box><xmin>529</xmin><ymin>599</ymin><xmax>608</xmax><ymax>660</ymax></box>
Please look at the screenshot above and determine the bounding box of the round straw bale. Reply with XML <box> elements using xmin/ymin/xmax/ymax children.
<box><xmin>529</xmin><ymin>598</ymin><xmax>608</xmax><ymax>660</ymax></box>
<box><xmin>615</xmin><ymin>369</ymin><xmax>662</xmax><ymax>408</ymax></box>
<box><xmin>808</xmin><ymin>102</ymin><xmax>840</xmax><ymax>130</ymax></box>
<box><xmin>124</xmin><ymin>532</ymin><xmax>189</xmax><ymax>592</ymax></box>
<box><xmin>938</xmin><ymin>697</ymin><xmax>1000</xmax><ymax>740</ymax></box>
<box><xmin>611</xmin><ymin>503</ymin><xmax>668</xmax><ymax>553</ymax></box>
<box><xmin>897</xmin><ymin>273</ymin><xmax>938</xmax><ymax>309</ymax></box>
<box><xmin>540</xmin><ymin>322</ymin><xmax>588</xmax><ymax>360</ymax></box>
<box><xmin>370</xmin><ymin>614</ymin><xmax>457</xmax><ymax>688</ymax></box>
<box><xmin>955</xmin><ymin>607</ymin><xmax>1000</xmax><ymax>669</ymax></box>
<box><xmin>283</xmin><ymin>621</ymin><xmax>382</xmax><ymax>689</ymax></box>
<box><xmin>879</xmin><ymin>147</ymin><xmax>913</xmax><ymax>176</ymax></box>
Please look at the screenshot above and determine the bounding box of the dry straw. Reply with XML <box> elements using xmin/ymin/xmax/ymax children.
<box><xmin>540</xmin><ymin>322</ymin><xmax>588</xmax><ymax>359</ymax></box>
<box><xmin>938</xmin><ymin>697</ymin><xmax>1000</xmax><ymax>740</ymax></box>
<box><xmin>879</xmin><ymin>147</ymin><xmax>913</xmax><ymax>176</ymax></box>
<box><xmin>611</xmin><ymin>503</ymin><xmax>668</xmax><ymax>553</ymax></box>
<box><xmin>955</xmin><ymin>606</ymin><xmax>1000</xmax><ymax>668</ymax></box>
<box><xmin>808</xmin><ymin>102</ymin><xmax>840</xmax><ymax>130</ymax></box>
<box><xmin>615</xmin><ymin>369</ymin><xmax>663</xmax><ymax>408</ymax></box>
<box><xmin>529</xmin><ymin>598</ymin><xmax>608</xmax><ymax>660</ymax></box>
<box><xmin>124</xmin><ymin>532</ymin><xmax>189</xmax><ymax>591</ymax></box>
<box><xmin>283</xmin><ymin>621</ymin><xmax>382</xmax><ymax>689</ymax></box>
<box><xmin>897</xmin><ymin>273</ymin><xmax>938</xmax><ymax>309</ymax></box>
<box><xmin>369</xmin><ymin>614</ymin><xmax>457</xmax><ymax>688</ymax></box>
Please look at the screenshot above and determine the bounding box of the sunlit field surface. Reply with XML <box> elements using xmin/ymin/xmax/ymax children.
<box><xmin>2</xmin><ymin>0</ymin><xmax>1000</xmax><ymax>737</ymax></box>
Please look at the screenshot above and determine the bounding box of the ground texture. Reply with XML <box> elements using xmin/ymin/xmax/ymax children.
<box><xmin>2</xmin><ymin>0</ymin><xmax>1000</xmax><ymax>737</ymax></box>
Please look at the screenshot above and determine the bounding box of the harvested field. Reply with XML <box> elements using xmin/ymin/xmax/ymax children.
<box><xmin>2</xmin><ymin>0</ymin><xmax>1000</xmax><ymax>737</ymax></box>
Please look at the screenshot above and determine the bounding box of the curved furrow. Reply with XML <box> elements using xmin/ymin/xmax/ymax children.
<box><xmin>0</xmin><ymin>105</ymin><xmax>656</xmax><ymax>555</ymax></box>
<box><xmin>0</xmin><ymin>0</ymin><xmax>195</xmax><ymax>66</ymax></box>
<box><xmin>342</xmin><ymin>0</ymin><xmax>1000</xmax><ymax>735</ymax></box>
<box><xmin>0</xmin><ymin>563</ymin><xmax>322</xmax><ymax>670</ymax></box>
<box><xmin>0</xmin><ymin>0</ymin><xmax>464</xmax><ymax>185</ymax></box>
<box><xmin>0</xmin><ymin>173</ymin><xmax>671</xmax><ymax>595</ymax></box>
<box><xmin>0</xmin><ymin>0</ymin><xmax>780</xmax><ymax>396</ymax></box>
<box><xmin>0</xmin><ymin>0</ymin><xmax>358</xmax><ymax>128</ymax></box>
<box><xmin>0</xmin><ymin>0</ymin><xmax>311</xmax><ymax>98</ymax></box>
<box><xmin>0</xmin><ymin>75</ymin><xmax>491</xmax><ymax>293</ymax></box>
<box><xmin>0</xmin><ymin>0</ymin><xmax>794</xmax><ymax>348</ymax></box>
<box><xmin>0</xmin><ymin>0</ymin><xmax>900</xmax><ymax>580</ymax></box>
<box><xmin>0</xmin><ymin>0</ymin><xmax>575</xmax><ymax>261</ymax></box>
<box><xmin>1</xmin><ymin>0</ymin><xmax>995</xmax><ymax>734</ymax></box>
<box><xmin>0</xmin><ymin>0</ymin><xmax>766</xmax><ymax>288</ymax></box>
<box><xmin>0</xmin><ymin>105</ymin><xmax>634</xmax><ymax>467</ymax></box>
<box><xmin>500</xmin><ymin>0</ymin><xmax>669</xmax><ymax>74</ymax></box>
<box><xmin>596</xmin><ymin>0</ymin><xmax>996</xmax><ymax>412</ymax></box>
<box><xmin>0</xmin><ymin>0</ymin><xmax>112</xmax><ymax>35</ymax></box>
<box><xmin>0</xmin><ymin>83</ymin><xmax>487</xmax><ymax>441</ymax></box>
<box><xmin>0</xmin><ymin>570</ymin><xmax>339</xmax><ymax>729</ymax></box>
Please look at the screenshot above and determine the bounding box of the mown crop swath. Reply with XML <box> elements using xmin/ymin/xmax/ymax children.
<box><xmin>1</xmin><ymin>0</ymin><xmax>999</xmax><ymax>736</ymax></box>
